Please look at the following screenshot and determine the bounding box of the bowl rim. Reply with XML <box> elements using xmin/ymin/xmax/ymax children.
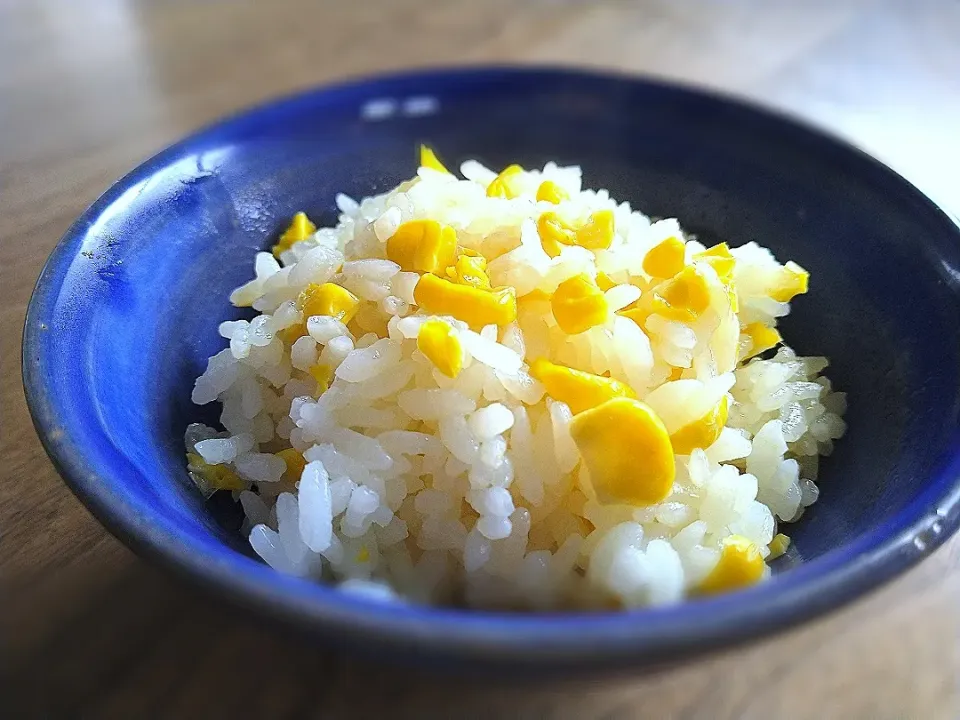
<box><xmin>22</xmin><ymin>64</ymin><xmax>960</xmax><ymax>671</ymax></box>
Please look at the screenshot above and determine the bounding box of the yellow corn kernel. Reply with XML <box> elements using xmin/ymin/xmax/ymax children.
<box><xmin>695</xmin><ymin>242</ymin><xmax>736</xmax><ymax>281</ymax></box>
<box><xmin>537</xmin><ymin>210</ymin><xmax>616</xmax><ymax>256</ymax></box>
<box><xmin>413</xmin><ymin>273</ymin><xmax>517</xmax><ymax>328</ymax></box>
<box><xmin>386</xmin><ymin>219</ymin><xmax>458</xmax><ymax>274</ymax></box>
<box><xmin>742</xmin><ymin>322</ymin><xmax>781</xmax><ymax>359</ymax></box>
<box><xmin>536</xmin><ymin>180</ymin><xmax>569</xmax><ymax>204</ymax></box>
<box><xmin>669</xmin><ymin>396</ymin><xmax>728</xmax><ymax>455</ymax></box>
<box><xmin>575</xmin><ymin>210</ymin><xmax>616</xmax><ymax>250</ymax></box>
<box><xmin>276</xmin><ymin>448</ymin><xmax>307</xmax><ymax>481</ymax></box>
<box><xmin>710</xmin><ymin>258</ymin><xmax>737</xmax><ymax>282</ymax></box>
<box><xmin>272</xmin><ymin>211</ymin><xmax>316</xmax><ymax>258</ymax></box>
<box><xmin>697</xmin><ymin>535</ymin><xmax>765</xmax><ymax>595</ymax></box>
<box><xmin>519</xmin><ymin>289</ymin><xmax>552</xmax><ymax>306</ymax></box>
<box><xmin>728</xmin><ymin>285</ymin><xmax>740</xmax><ymax>313</ymax></box>
<box><xmin>299</xmin><ymin>282</ymin><xmax>360</xmax><ymax>324</ymax></box>
<box><xmin>308</xmin><ymin>363</ymin><xmax>332</xmax><ymax>395</ymax></box>
<box><xmin>618</xmin><ymin>306</ymin><xmax>650</xmax><ymax>329</ymax></box>
<box><xmin>643</xmin><ymin>236</ymin><xmax>686</xmax><ymax>279</ymax></box>
<box><xmin>446</xmin><ymin>254</ymin><xmax>491</xmax><ymax>290</ymax></box>
<box><xmin>281</xmin><ymin>283</ymin><xmax>359</xmax><ymax>344</ymax></box>
<box><xmin>486</xmin><ymin>164</ymin><xmax>524</xmax><ymax>198</ymax></box>
<box><xmin>768</xmin><ymin>533</ymin><xmax>791</xmax><ymax>560</ymax></box>
<box><xmin>622</xmin><ymin>266</ymin><xmax>713</xmax><ymax>329</ymax></box>
<box><xmin>595</xmin><ymin>271</ymin><xmax>617</xmax><ymax>292</ymax></box>
<box><xmin>529</xmin><ymin>358</ymin><xmax>636</xmax><ymax>415</ymax></box>
<box><xmin>697</xmin><ymin>242</ymin><xmax>732</xmax><ymax>260</ymax></box>
<box><xmin>278</xmin><ymin>323</ymin><xmax>307</xmax><ymax>344</ymax></box>
<box><xmin>657</xmin><ymin>266</ymin><xmax>712</xmax><ymax>318</ymax></box>
<box><xmin>417</xmin><ymin>319</ymin><xmax>463</xmax><ymax>378</ymax></box>
<box><xmin>419</xmin><ymin>144</ymin><xmax>450</xmax><ymax>174</ymax></box>
<box><xmin>356</xmin><ymin>546</ymin><xmax>371</xmax><ymax>563</ymax></box>
<box><xmin>537</xmin><ymin>212</ymin><xmax>577</xmax><ymax>258</ymax></box>
<box><xmin>186</xmin><ymin>452</ymin><xmax>246</xmax><ymax>491</ymax></box>
<box><xmin>769</xmin><ymin>261</ymin><xmax>810</xmax><ymax>302</ymax></box>
<box><xmin>350</xmin><ymin>301</ymin><xmax>390</xmax><ymax>339</ymax></box>
<box><xmin>570</xmin><ymin>398</ymin><xmax>675</xmax><ymax>506</ymax></box>
<box><xmin>551</xmin><ymin>274</ymin><xmax>609</xmax><ymax>335</ymax></box>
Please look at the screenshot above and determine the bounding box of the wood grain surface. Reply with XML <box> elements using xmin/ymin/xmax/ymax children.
<box><xmin>3</xmin><ymin>1</ymin><xmax>959</xmax><ymax>717</ymax></box>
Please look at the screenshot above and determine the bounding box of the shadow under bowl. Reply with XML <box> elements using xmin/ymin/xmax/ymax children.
<box><xmin>23</xmin><ymin>67</ymin><xmax>960</xmax><ymax>674</ymax></box>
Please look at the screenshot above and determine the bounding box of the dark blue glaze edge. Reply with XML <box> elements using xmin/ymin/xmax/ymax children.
<box><xmin>22</xmin><ymin>66</ymin><xmax>960</xmax><ymax>671</ymax></box>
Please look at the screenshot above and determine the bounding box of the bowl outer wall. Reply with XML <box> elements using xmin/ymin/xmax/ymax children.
<box><xmin>21</xmin><ymin>66</ymin><xmax>960</xmax><ymax>672</ymax></box>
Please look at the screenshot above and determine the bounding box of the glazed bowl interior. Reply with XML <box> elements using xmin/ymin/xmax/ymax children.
<box><xmin>24</xmin><ymin>68</ymin><xmax>960</xmax><ymax>671</ymax></box>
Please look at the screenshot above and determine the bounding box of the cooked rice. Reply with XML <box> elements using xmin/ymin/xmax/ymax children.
<box><xmin>185</xmin><ymin>156</ymin><xmax>845</xmax><ymax>610</ymax></box>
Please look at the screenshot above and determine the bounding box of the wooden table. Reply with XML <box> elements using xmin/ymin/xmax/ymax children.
<box><xmin>3</xmin><ymin>1</ymin><xmax>958</xmax><ymax>717</ymax></box>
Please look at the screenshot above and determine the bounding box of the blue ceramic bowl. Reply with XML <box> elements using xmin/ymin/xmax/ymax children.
<box><xmin>23</xmin><ymin>67</ymin><xmax>960</xmax><ymax>672</ymax></box>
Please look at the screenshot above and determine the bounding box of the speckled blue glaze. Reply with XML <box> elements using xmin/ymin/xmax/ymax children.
<box><xmin>23</xmin><ymin>67</ymin><xmax>960</xmax><ymax>673</ymax></box>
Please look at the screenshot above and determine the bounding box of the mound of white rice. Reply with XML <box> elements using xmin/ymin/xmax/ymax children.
<box><xmin>185</xmin><ymin>155</ymin><xmax>845</xmax><ymax>610</ymax></box>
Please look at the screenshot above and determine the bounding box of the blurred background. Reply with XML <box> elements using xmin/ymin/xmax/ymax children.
<box><xmin>3</xmin><ymin>1</ymin><xmax>958</xmax><ymax>717</ymax></box>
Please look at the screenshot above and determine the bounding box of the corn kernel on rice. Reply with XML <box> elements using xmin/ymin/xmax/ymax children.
<box><xmin>187</xmin><ymin>155</ymin><xmax>845</xmax><ymax>609</ymax></box>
